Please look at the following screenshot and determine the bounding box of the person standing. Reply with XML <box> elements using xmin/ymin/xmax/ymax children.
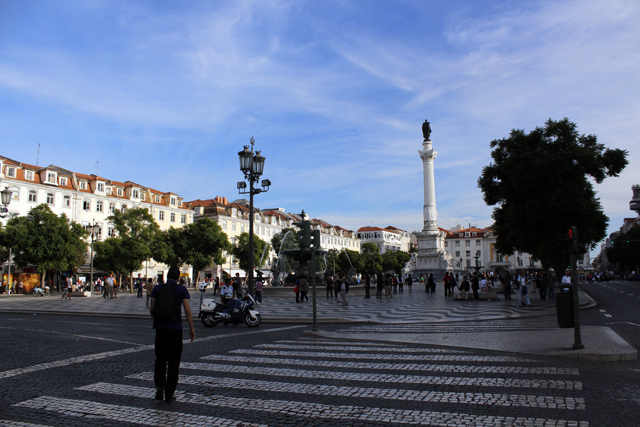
<box><xmin>538</xmin><ymin>273</ymin><xmax>548</xmax><ymax>301</ymax></box>
<box><xmin>255</xmin><ymin>277</ymin><xmax>263</xmax><ymax>303</ymax></box>
<box><xmin>150</xmin><ymin>266</ymin><xmax>195</xmax><ymax>403</ymax></box>
<box><xmin>220</xmin><ymin>278</ymin><xmax>234</xmax><ymax>305</ymax></box>
<box><xmin>62</xmin><ymin>276</ymin><xmax>72</xmax><ymax>300</ymax></box>
<box><xmin>213</xmin><ymin>277</ymin><xmax>220</xmax><ymax>296</ymax></box>
<box><xmin>547</xmin><ymin>271</ymin><xmax>556</xmax><ymax>301</ymax></box>
<box><xmin>406</xmin><ymin>274</ymin><xmax>413</xmax><ymax>293</ymax></box>
<box><xmin>471</xmin><ymin>273</ymin><xmax>480</xmax><ymax>300</ymax></box>
<box><xmin>333</xmin><ymin>274</ymin><xmax>340</xmax><ymax>300</ymax></box>
<box><xmin>518</xmin><ymin>271</ymin><xmax>531</xmax><ymax>307</ymax></box>
<box><xmin>363</xmin><ymin>274</ymin><xmax>371</xmax><ymax>298</ymax></box>
<box><xmin>340</xmin><ymin>275</ymin><xmax>348</xmax><ymax>306</ymax></box>
<box><xmin>299</xmin><ymin>275</ymin><xmax>309</xmax><ymax>302</ymax></box>
<box><xmin>145</xmin><ymin>278</ymin><xmax>154</xmax><ymax>307</ymax></box>
<box><xmin>459</xmin><ymin>276</ymin><xmax>470</xmax><ymax>300</ymax></box>
<box><xmin>398</xmin><ymin>275</ymin><xmax>403</xmax><ymax>293</ymax></box>
<box><xmin>376</xmin><ymin>273</ymin><xmax>384</xmax><ymax>298</ymax></box>
<box><xmin>503</xmin><ymin>272</ymin><xmax>512</xmax><ymax>300</ymax></box>
<box><xmin>106</xmin><ymin>273</ymin><xmax>115</xmax><ymax>299</ymax></box>
<box><xmin>325</xmin><ymin>275</ymin><xmax>334</xmax><ymax>299</ymax></box>
<box><xmin>137</xmin><ymin>274</ymin><xmax>144</xmax><ymax>298</ymax></box>
<box><xmin>294</xmin><ymin>277</ymin><xmax>301</xmax><ymax>303</ymax></box>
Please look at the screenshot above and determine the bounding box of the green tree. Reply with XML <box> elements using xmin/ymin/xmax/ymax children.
<box><xmin>381</xmin><ymin>250</ymin><xmax>411</xmax><ymax>274</ymax></box>
<box><xmin>231</xmin><ymin>232</ymin><xmax>268</xmax><ymax>275</ymax></box>
<box><xmin>107</xmin><ymin>207</ymin><xmax>161</xmax><ymax>290</ymax></box>
<box><xmin>478</xmin><ymin>118</ymin><xmax>628</xmax><ymax>279</ymax></box>
<box><xmin>93</xmin><ymin>237</ymin><xmax>128</xmax><ymax>277</ymax></box>
<box><xmin>270</xmin><ymin>227</ymin><xmax>299</xmax><ymax>276</ymax></box>
<box><xmin>606</xmin><ymin>226</ymin><xmax>640</xmax><ymax>273</ymax></box>
<box><xmin>360</xmin><ymin>243</ymin><xmax>383</xmax><ymax>274</ymax></box>
<box><xmin>336</xmin><ymin>249</ymin><xmax>361</xmax><ymax>274</ymax></box>
<box><xmin>155</xmin><ymin>219</ymin><xmax>231</xmax><ymax>283</ymax></box>
<box><xmin>0</xmin><ymin>204</ymin><xmax>88</xmax><ymax>286</ymax></box>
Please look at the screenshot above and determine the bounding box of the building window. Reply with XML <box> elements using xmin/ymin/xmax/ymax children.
<box><xmin>222</xmin><ymin>221</ymin><xmax>227</xmax><ymax>230</ymax></box>
<box><xmin>141</xmin><ymin>193</ymin><xmax>146</xmax><ymax>201</ymax></box>
<box><xmin>47</xmin><ymin>173</ymin><xmax>56</xmax><ymax>183</ymax></box>
<box><xmin>121</xmin><ymin>205</ymin><xmax>127</xmax><ymax>213</ymax></box>
<box><xmin>109</xmin><ymin>202</ymin><xmax>115</xmax><ymax>214</ymax></box>
<box><xmin>26</xmin><ymin>171</ymin><xmax>34</xmax><ymax>180</ymax></box>
<box><xmin>155</xmin><ymin>196</ymin><xmax>160</xmax><ymax>203</ymax></box>
<box><xmin>455</xmin><ymin>251</ymin><xmax>460</xmax><ymax>257</ymax></box>
<box><xmin>132</xmin><ymin>190</ymin><xmax>139</xmax><ymax>198</ymax></box>
<box><xmin>170</xmin><ymin>197</ymin><xmax>176</xmax><ymax>205</ymax></box>
<box><xmin>59</xmin><ymin>177</ymin><xmax>67</xmax><ymax>186</ymax></box>
<box><xmin>241</xmin><ymin>224</ymin><xmax>245</xmax><ymax>232</ymax></box>
<box><xmin>466</xmin><ymin>260</ymin><xmax>471</xmax><ymax>267</ymax></box>
<box><xmin>83</xmin><ymin>199</ymin><xmax>91</xmax><ymax>211</ymax></box>
<box><xmin>455</xmin><ymin>241</ymin><xmax>460</xmax><ymax>247</ymax></box>
<box><xmin>108</xmin><ymin>226</ymin><xmax>115</xmax><ymax>237</ymax></box>
<box><xmin>159</xmin><ymin>211</ymin><xmax>164</xmax><ymax>220</ymax></box>
<box><xmin>170</xmin><ymin>213</ymin><xmax>176</xmax><ymax>222</ymax></box>
<box><xmin>106</xmin><ymin>187</ymin><xmax>112</xmax><ymax>195</ymax></box>
<box><xmin>64</xmin><ymin>195</ymin><xmax>71</xmax><ymax>207</ymax></box>
<box><xmin>181</xmin><ymin>214</ymin><xmax>186</xmax><ymax>224</ymax></box>
<box><xmin>117</xmin><ymin>189</ymin><xmax>123</xmax><ymax>196</ymax></box>
<box><xmin>96</xmin><ymin>200</ymin><xmax>103</xmax><ymax>212</ymax></box>
<box><xmin>80</xmin><ymin>181</ymin><xmax>86</xmax><ymax>190</ymax></box>
<box><xmin>465</xmin><ymin>240</ymin><xmax>471</xmax><ymax>247</ymax></box>
<box><xmin>530</xmin><ymin>259</ymin><xmax>535</xmax><ymax>267</ymax></box>
<box><xmin>46</xmin><ymin>193</ymin><xmax>54</xmax><ymax>205</ymax></box>
<box><xmin>178</xmin><ymin>201</ymin><xmax>182</xmax><ymax>207</ymax></box>
<box><xmin>466</xmin><ymin>250</ymin><xmax>471</xmax><ymax>257</ymax></box>
<box><xmin>97</xmin><ymin>183</ymin><xmax>104</xmax><ymax>192</ymax></box>
<box><xmin>232</xmin><ymin>222</ymin><xmax>236</xmax><ymax>231</ymax></box>
<box><xmin>476</xmin><ymin>240</ymin><xmax>481</xmax><ymax>246</ymax></box>
<box><xmin>6</xmin><ymin>167</ymin><xmax>16</xmax><ymax>177</ymax></box>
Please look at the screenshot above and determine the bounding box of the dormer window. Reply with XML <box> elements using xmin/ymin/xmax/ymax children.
<box><xmin>106</xmin><ymin>187</ymin><xmax>112</xmax><ymax>195</ymax></box>
<box><xmin>97</xmin><ymin>183</ymin><xmax>105</xmax><ymax>192</ymax></box>
<box><xmin>155</xmin><ymin>196</ymin><xmax>161</xmax><ymax>203</ymax></box>
<box><xmin>178</xmin><ymin>200</ymin><xmax>182</xmax><ymax>207</ymax></box>
<box><xmin>47</xmin><ymin>173</ymin><xmax>56</xmax><ymax>183</ymax></box>
<box><xmin>141</xmin><ymin>193</ymin><xmax>146</xmax><ymax>201</ymax></box>
<box><xmin>459</xmin><ymin>233</ymin><xmax>463</xmax><ymax>237</ymax></box>
<box><xmin>132</xmin><ymin>189</ymin><xmax>139</xmax><ymax>199</ymax></box>
<box><xmin>472</xmin><ymin>232</ymin><xmax>477</xmax><ymax>237</ymax></box>
<box><xmin>25</xmin><ymin>171</ymin><xmax>34</xmax><ymax>181</ymax></box>
<box><xmin>465</xmin><ymin>232</ymin><xmax>470</xmax><ymax>237</ymax></box>
<box><xmin>6</xmin><ymin>167</ymin><xmax>16</xmax><ymax>178</ymax></box>
<box><xmin>80</xmin><ymin>181</ymin><xmax>86</xmax><ymax>190</ymax></box>
<box><xmin>170</xmin><ymin>197</ymin><xmax>176</xmax><ymax>205</ymax></box>
<box><xmin>117</xmin><ymin>189</ymin><xmax>123</xmax><ymax>197</ymax></box>
<box><xmin>59</xmin><ymin>177</ymin><xmax>68</xmax><ymax>186</ymax></box>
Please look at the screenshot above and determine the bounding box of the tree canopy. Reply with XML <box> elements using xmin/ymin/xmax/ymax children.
<box><xmin>154</xmin><ymin>218</ymin><xmax>231</xmax><ymax>282</ymax></box>
<box><xmin>360</xmin><ymin>243</ymin><xmax>383</xmax><ymax>274</ymax></box>
<box><xmin>97</xmin><ymin>207</ymin><xmax>161</xmax><ymax>288</ymax></box>
<box><xmin>0</xmin><ymin>204</ymin><xmax>88</xmax><ymax>285</ymax></box>
<box><xmin>381</xmin><ymin>249</ymin><xmax>411</xmax><ymax>274</ymax></box>
<box><xmin>231</xmin><ymin>232</ymin><xmax>268</xmax><ymax>274</ymax></box>
<box><xmin>606</xmin><ymin>226</ymin><xmax>640</xmax><ymax>273</ymax></box>
<box><xmin>478</xmin><ymin>118</ymin><xmax>628</xmax><ymax>277</ymax></box>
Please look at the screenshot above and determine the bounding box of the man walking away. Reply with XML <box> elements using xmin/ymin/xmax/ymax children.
<box><xmin>150</xmin><ymin>266</ymin><xmax>195</xmax><ymax>403</ymax></box>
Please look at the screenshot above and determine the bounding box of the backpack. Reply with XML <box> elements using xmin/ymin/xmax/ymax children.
<box><xmin>153</xmin><ymin>283</ymin><xmax>180</xmax><ymax>321</ymax></box>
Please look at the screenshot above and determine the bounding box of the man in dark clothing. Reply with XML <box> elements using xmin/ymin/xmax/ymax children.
<box><xmin>503</xmin><ymin>272</ymin><xmax>512</xmax><ymax>300</ymax></box>
<box><xmin>150</xmin><ymin>266</ymin><xmax>195</xmax><ymax>403</ymax></box>
<box><xmin>471</xmin><ymin>272</ymin><xmax>480</xmax><ymax>300</ymax></box>
<box><xmin>376</xmin><ymin>273</ymin><xmax>384</xmax><ymax>298</ymax></box>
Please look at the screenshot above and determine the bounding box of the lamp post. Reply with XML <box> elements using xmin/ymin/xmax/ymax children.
<box><xmin>1</xmin><ymin>187</ymin><xmax>14</xmax><ymax>291</ymax></box>
<box><xmin>89</xmin><ymin>220</ymin><xmax>100</xmax><ymax>294</ymax></box>
<box><xmin>237</xmin><ymin>137</ymin><xmax>271</xmax><ymax>297</ymax></box>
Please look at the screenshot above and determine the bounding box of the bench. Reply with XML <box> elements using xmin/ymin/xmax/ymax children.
<box><xmin>453</xmin><ymin>291</ymin><xmax>498</xmax><ymax>300</ymax></box>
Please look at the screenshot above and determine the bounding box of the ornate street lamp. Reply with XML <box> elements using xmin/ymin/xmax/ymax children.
<box><xmin>89</xmin><ymin>220</ymin><xmax>101</xmax><ymax>294</ymax></box>
<box><xmin>1</xmin><ymin>187</ymin><xmax>13</xmax><ymax>292</ymax></box>
<box><xmin>237</xmin><ymin>137</ymin><xmax>271</xmax><ymax>297</ymax></box>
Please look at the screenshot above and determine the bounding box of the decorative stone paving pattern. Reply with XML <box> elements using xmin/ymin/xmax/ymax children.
<box><xmin>79</xmin><ymin>382</ymin><xmax>588</xmax><ymax>427</ymax></box>
<box><xmin>180</xmin><ymin>362</ymin><xmax>583</xmax><ymax>390</ymax></box>
<box><xmin>128</xmin><ymin>373</ymin><xmax>586</xmax><ymax>410</ymax></box>
<box><xmin>255</xmin><ymin>343</ymin><xmax>467</xmax><ymax>353</ymax></box>
<box><xmin>13</xmin><ymin>396</ymin><xmax>267</xmax><ymax>427</ymax></box>
<box><xmin>229</xmin><ymin>349</ymin><xmax>534</xmax><ymax>363</ymax></box>
<box><xmin>201</xmin><ymin>355</ymin><xmax>580</xmax><ymax>375</ymax></box>
<box><xmin>0</xmin><ymin>421</ymin><xmax>51</xmax><ymax>427</ymax></box>
<box><xmin>337</xmin><ymin>317</ymin><xmax>560</xmax><ymax>333</ymax></box>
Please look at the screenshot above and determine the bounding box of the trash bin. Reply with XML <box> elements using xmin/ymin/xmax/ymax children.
<box><xmin>555</xmin><ymin>285</ymin><xmax>574</xmax><ymax>328</ymax></box>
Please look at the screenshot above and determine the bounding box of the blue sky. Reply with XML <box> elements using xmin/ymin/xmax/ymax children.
<box><xmin>1</xmin><ymin>0</ymin><xmax>638</xmax><ymax>256</ymax></box>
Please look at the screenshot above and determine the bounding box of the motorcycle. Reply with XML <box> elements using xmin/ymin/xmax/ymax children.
<box><xmin>198</xmin><ymin>284</ymin><xmax>261</xmax><ymax>328</ymax></box>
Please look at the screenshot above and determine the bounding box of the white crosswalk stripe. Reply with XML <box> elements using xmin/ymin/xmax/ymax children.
<box><xmin>200</xmin><ymin>354</ymin><xmax>579</xmax><ymax>375</ymax></box>
<box><xmin>127</xmin><ymin>372</ymin><xmax>586</xmax><ymax>409</ymax></box>
<box><xmin>254</xmin><ymin>343</ymin><xmax>467</xmax><ymax>353</ymax></box>
<box><xmin>78</xmin><ymin>382</ymin><xmax>584</xmax><ymax>427</ymax></box>
<box><xmin>229</xmin><ymin>348</ymin><xmax>534</xmax><ymax>362</ymax></box>
<box><xmin>180</xmin><ymin>361</ymin><xmax>582</xmax><ymax>389</ymax></box>
<box><xmin>13</xmin><ymin>396</ymin><xmax>267</xmax><ymax>427</ymax></box>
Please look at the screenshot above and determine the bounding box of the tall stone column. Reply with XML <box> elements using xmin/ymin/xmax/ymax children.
<box><xmin>419</xmin><ymin>139</ymin><xmax>438</xmax><ymax>232</ymax></box>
